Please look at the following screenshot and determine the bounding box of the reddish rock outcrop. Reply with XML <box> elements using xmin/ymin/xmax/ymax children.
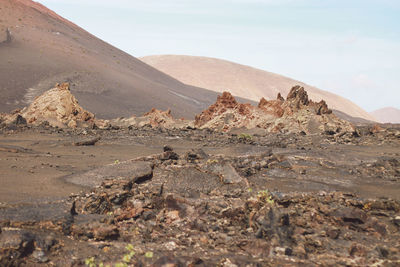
<box><xmin>286</xmin><ymin>85</ymin><xmax>310</xmax><ymax>107</ymax></box>
<box><xmin>195</xmin><ymin>85</ymin><xmax>353</xmax><ymax>134</ymax></box>
<box><xmin>284</xmin><ymin>86</ymin><xmax>332</xmax><ymax>115</ymax></box>
<box><xmin>195</xmin><ymin>92</ymin><xmax>253</xmax><ymax>128</ymax></box>
<box><xmin>258</xmin><ymin>96</ymin><xmax>285</xmax><ymax>117</ymax></box>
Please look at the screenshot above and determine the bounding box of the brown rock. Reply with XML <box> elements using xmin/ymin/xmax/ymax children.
<box><xmin>115</xmin><ymin>207</ymin><xmax>143</xmax><ymax>221</ymax></box>
<box><xmin>333</xmin><ymin>208</ymin><xmax>368</xmax><ymax>224</ymax></box>
<box><xmin>0</xmin><ymin>229</ymin><xmax>35</xmax><ymax>264</ymax></box>
<box><xmin>315</xmin><ymin>100</ymin><xmax>332</xmax><ymax>115</ymax></box>
<box><xmin>152</xmin><ymin>255</ymin><xmax>184</xmax><ymax>267</ymax></box>
<box><xmin>195</xmin><ymin>91</ymin><xmax>247</xmax><ymax>127</ymax></box>
<box><xmin>257</xmin><ymin>97</ymin><xmax>269</xmax><ymax>108</ymax></box>
<box><xmin>194</xmin><ymin>86</ymin><xmax>353</xmax><ymax>134</ymax></box>
<box><xmin>143</xmin><ymin>108</ymin><xmax>173</xmax><ymax>128</ymax></box>
<box><xmin>327</xmin><ymin>228</ymin><xmax>341</xmax><ymax>239</ymax></box>
<box><xmin>112</xmin><ymin>108</ymin><xmax>187</xmax><ymax>129</ymax></box>
<box><xmin>349</xmin><ymin>243</ymin><xmax>367</xmax><ymax>257</ymax></box>
<box><xmin>370</xmin><ymin>124</ymin><xmax>384</xmax><ymax>134</ymax></box>
<box><xmin>92</xmin><ymin>225</ymin><xmax>119</xmax><ymax>241</ymax></box>
<box><xmin>71</xmin><ymin>221</ymin><xmax>119</xmax><ymax>240</ymax></box>
<box><xmin>2</xmin><ymin>83</ymin><xmax>103</xmax><ymax>128</ymax></box>
<box><xmin>73</xmin><ymin>136</ymin><xmax>101</xmax><ymax>146</ymax></box>
<box><xmin>286</xmin><ymin>85</ymin><xmax>310</xmax><ymax>106</ymax></box>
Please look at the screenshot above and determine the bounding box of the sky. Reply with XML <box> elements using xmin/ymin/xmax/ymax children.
<box><xmin>37</xmin><ymin>0</ymin><xmax>400</xmax><ymax>112</ymax></box>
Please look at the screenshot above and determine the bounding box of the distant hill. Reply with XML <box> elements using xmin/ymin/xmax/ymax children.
<box><xmin>371</xmin><ymin>107</ymin><xmax>400</xmax><ymax>124</ymax></box>
<box><xmin>141</xmin><ymin>55</ymin><xmax>376</xmax><ymax>121</ymax></box>
<box><xmin>0</xmin><ymin>0</ymin><xmax>227</xmax><ymax>119</ymax></box>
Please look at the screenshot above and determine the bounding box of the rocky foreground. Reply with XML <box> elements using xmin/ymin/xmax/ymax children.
<box><xmin>0</xmin><ymin>85</ymin><xmax>399</xmax><ymax>266</ymax></box>
<box><xmin>0</xmin><ymin>119</ymin><xmax>399</xmax><ymax>266</ymax></box>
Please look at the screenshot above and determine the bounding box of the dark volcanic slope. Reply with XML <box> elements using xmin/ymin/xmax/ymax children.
<box><xmin>0</xmin><ymin>0</ymin><xmax>223</xmax><ymax>119</ymax></box>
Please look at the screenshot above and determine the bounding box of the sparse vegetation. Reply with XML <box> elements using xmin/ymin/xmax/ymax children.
<box><xmin>257</xmin><ymin>189</ymin><xmax>274</xmax><ymax>204</ymax></box>
<box><xmin>206</xmin><ymin>159</ymin><xmax>219</xmax><ymax>164</ymax></box>
<box><xmin>144</xmin><ymin>251</ymin><xmax>153</xmax><ymax>258</ymax></box>
<box><xmin>84</xmin><ymin>244</ymin><xmax>135</xmax><ymax>267</ymax></box>
<box><xmin>238</xmin><ymin>133</ymin><xmax>252</xmax><ymax>141</ymax></box>
<box><xmin>84</xmin><ymin>257</ymin><xmax>96</xmax><ymax>267</ymax></box>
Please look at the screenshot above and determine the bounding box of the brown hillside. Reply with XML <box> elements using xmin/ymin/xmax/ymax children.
<box><xmin>0</xmin><ymin>0</ymin><xmax>225</xmax><ymax>119</ymax></box>
<box><xmin>371</xmin><ymin>107</ymin><xmax>400</xmax><ymax>124</ymax></box>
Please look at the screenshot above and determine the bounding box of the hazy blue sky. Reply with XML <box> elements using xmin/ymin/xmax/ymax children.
<box><xmin>37</xmin><ymin>0</ymin><xmax>400</xmax><ymax>111</ymax></box>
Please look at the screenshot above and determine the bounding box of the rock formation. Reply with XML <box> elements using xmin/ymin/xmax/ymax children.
<box><xmin>2</xmin><ymin>83</ymin><xmax>107</xmax><ymax>128</ymax></box>
<box><xmin>112</xmin><ymin>108</ymin><xmax>189</xmax><ymax>129</ymax></box>
<box><xmin>195</xmin><ymin>85</ymin><xmax>354</xmax><ymax>134</ymax></box>
<box><xmin>1</xmin><ymin>83</ymin><xmax>354</xmax><ymax>134</ymax></box>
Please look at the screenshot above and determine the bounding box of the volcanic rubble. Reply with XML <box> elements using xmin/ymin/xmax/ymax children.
<box><xmin>0</xmin><ymin>85</ymin><xmax>399</xmax><ymax>266</ymax></box>
<box><xmin>0</xmin><ymin>143</ymin><xmax>399</xmax><ymax>266</ymax></box>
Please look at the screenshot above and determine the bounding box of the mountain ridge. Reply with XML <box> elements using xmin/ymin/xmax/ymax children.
<box><xmin>0</xmin><ymin>0</ymin><xmax>231</xmax><ymax>119</ymax></box>
<box><xmin>140</xmin><ymin>55</ymin><xmax>376</xmax><ymax>122</ymax></box>
<box><xmin>371</xmin><ymin>107</ymin><xmax>400</xmax><ymax>124</ymax></box>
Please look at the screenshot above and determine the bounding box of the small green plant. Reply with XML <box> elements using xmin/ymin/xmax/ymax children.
<box><xmin>84</xmin><ymin>257</ymin><xmax>107</xmax><ymax>267</ymax></box>
<box><xmin>206</xmin><ymin>159</ymin><xmax>219</xmax><ymax>164</ymax></box>
<box><xmin>238</xmin><ymin>133</ymin><xmax>252</xmax><ymax>141</ymax></box>
<box><xmin>120</xmin><ymin>244</ymin><xmax>136</xmax><ymax>264</ymax></box>
<box><xmin>84</xmin><ymin>244</ymin><xmax>135</xmax><ymax>267</ymax></box>
<box><xmin>145</xmin><ymin>251</ymin><xmax>154</xmax><ymax>258</ymax></box>
<box><xmin>125</xmin><ymin>244</ymin><xmax>136</xmax><ymax>257</ymax></box>
<box><xmin>114</xmin><ymin>159</ymin><xmax>120</xmax><ymax>164</ymax></box>
<box><xmin>122</xmin><ymin>254</ymin><xmax>131</xmax><ymax>263</ymax></box>
<box><xmin>85</xmin><ymin>257</ymin><xmax>96</xmax><ymax>267</ymax></box>
<box><xmin>257</xmin><ymin>189</ymin><xmax>274</xmax><ymax>204</ymax></box>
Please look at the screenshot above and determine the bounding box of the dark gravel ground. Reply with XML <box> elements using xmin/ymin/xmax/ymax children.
<box><xmin>0</xmin><ymin>123</ymin><xmax>399</xmax><ymax>266</ymax></box>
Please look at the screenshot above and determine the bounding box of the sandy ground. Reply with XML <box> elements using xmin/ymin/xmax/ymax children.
<box><xmin>1</xmin><ymin>125</ymin><xmax>399</xmax><ymax>204</ymax></box>
<box><xmin>0</xmin><ymin>131</ymin><xmax>161</xmax><ymax>203</ymax></box>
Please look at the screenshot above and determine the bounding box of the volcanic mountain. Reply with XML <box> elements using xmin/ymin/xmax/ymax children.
<box><xmin>371</xmin><ymin>107</ymin><xmax>400</xmax><ymax>124</ymax></box>
<box><xmin>0</xmin><ymin>0</ymin><xmax>229</xmax><ymax>119</ymax></box>
<box><xmin>140</xmin><ymin>55</ymin><xmax>376</xmax><ymax>122</ymax></box>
